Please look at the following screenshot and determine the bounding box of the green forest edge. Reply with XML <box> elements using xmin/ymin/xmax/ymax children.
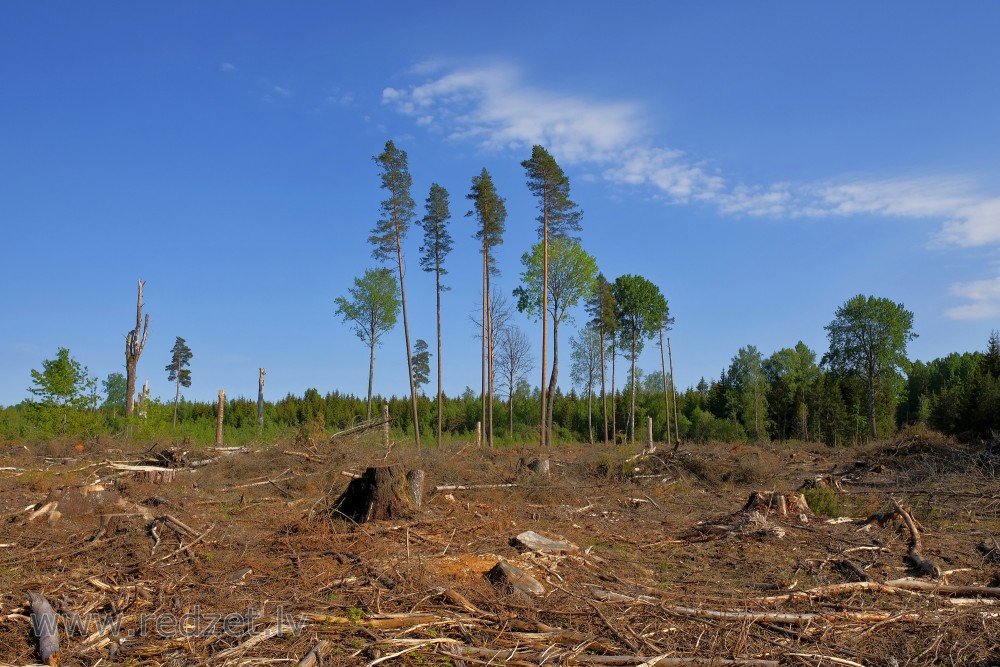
<box><xmin>3</xmin><ymin>328</ymin><xmax>998</xmax><ymax>449</ymax></box>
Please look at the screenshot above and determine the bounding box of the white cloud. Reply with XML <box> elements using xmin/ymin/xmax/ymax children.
<box><xmin>384</xmin><ymin>61</ymin><xmax>1000</xmax><ymax>256</ymax></box>
<box><xmin>382</xmin><ymin>63</ymin><xmax>643</xmax><ymax>163</ymax></box>
<box><xmin>946</xmin><ymin>274</ymin><xmax>1000</xmax><ymax>320</ymax></box>
<box><xmin>273</xmin><ymin>85</ymin><xmax>291</xmax><ymax>98</ymax></box>
<box><xmin>221</xmin><ymin>62</ymin><xmax>237</xmax><ymax>72</ymax></box>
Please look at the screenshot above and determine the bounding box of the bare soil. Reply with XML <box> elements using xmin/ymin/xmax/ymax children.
<box><xmin>2</xmin><ymin>429</ymin><xmax>1000</xmax><ymax>666</ymax></box>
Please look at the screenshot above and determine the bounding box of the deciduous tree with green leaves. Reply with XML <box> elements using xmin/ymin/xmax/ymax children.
<box><xmin>165</xmin><ymin>336</ymin><xmax>193</xmax><ymax>427</ymax></box>
<box><xmin>370</xmin><ymin>140</ymin><xmax>420</xmax><ymax>447</ymax></box>
<box><xmin>29</xmin><ymin>347</ymin><xmax>96</xmax><ymax>432</ymax></box>
<box><xmin>467</xmin><ymin>168</ymin><xmax>507</xmax><ymax>448</ymax></box>
<box><xmin>612</xmin><ymin>275</ymin><xmax>670</xmax><ymax>443</ymax></box>
<box><xmin>522</xmin><ymin>146</ymin><xmax>582</xmax><ymax>447</ymax></box>
<box><xmin>823</xmin><ymin>295</ymin><xmax>916</xmax><ymax>439</ymax></box>
<box><xmin>515</xmin><ymin>237</ymin><xmax>596</xmax><ymax>445</ymax></box>
<box><xmin>418</xmin><ymin>183</ymin><xmax>453</xmax><ymax>447</ymax></box>
<box><xmin>335</xmin><ymin>268</ymin><xmax>401</xmax><ymax>420</ymax></box>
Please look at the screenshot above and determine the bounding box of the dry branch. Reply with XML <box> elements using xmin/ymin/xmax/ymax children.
<box><xmin>892</xmin><ymin>498</ymin><xmax>941</xmax><ymax>578</ymax></box>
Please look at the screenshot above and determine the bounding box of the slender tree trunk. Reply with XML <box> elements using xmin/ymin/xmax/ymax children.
<box><xmin>540</xmin><ymin>217</ymin><xmax>549</xmax><ymax>448</ymax></box>
<box><xmin>436</xmin><ymin>271</ymin><xmax>443</xmax><ymax>448</ymax></box>
<box><xmin>668</xmin><ymin>337</ymin><xmax>681</xmax><ymax>446</ymax></box>
<box><xmin>866</xmin><ymin>367</ymin><xmax>877</xmax><ymax>439</ymax></box>
<box><xmin>509</xmin><ymin>365</ymin><xmax>515</xmax><ymax>437</ymax></box>
<box><xmin>172</xmin><ymin>362</ymin><xmax>180</xmax><ymax>428</ymax></box>
<box><xmin>659</xmin><ymin>326</ymin><xmax>669</xmax><ymax>445</ymax></box>
<box><xmin>611</xmin><ymin>344</ymin><xmax>617</xmax><ymax>444</ymax></box>
<box><xmin>600</xmin><ymin>324</ymin><xmax>608</xmax><ymax>445</ymax></box>
<box><xmin>587</xmin><ymin>384</ymin><xmax>594</xmax><ymax>445</ymax></box>
<box><xmin>367</xmin><ymin>316</ymin><xmax>376</xmax><ymax>421</ymax></box>
<box><xmin>630</xmin><ymin>332</ymin><xmax>638</xmax><ymax>444</ymax></box>
<box><xmin>481</xmin><ymin>249</ymin><xmax>488</xmax><ymax>446</ymax></box>
<box><xmin>395</xmin><ymin>242</ymin><xmax>420</xmax><ymax>448</ymax></box>
<box><xmin>487</xmin><ymin>292</ymin><xmax>495</xmax><ymax>448</ymax></box>
<box><xmin>546</xmin><ymin>315</ymin><xmax>559</xmax><ymax>447</ymax></box>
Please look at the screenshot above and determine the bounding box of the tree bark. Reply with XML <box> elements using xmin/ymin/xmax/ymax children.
<box><xmin>331</xmin><ymin>465</ymin><xmax>416</xmax><ymax>523</ymax></box>
<box><xmin>125</xmin><ymin>279</ymin><xmax>149</xmax><ymax>417</ymax></box>
<box><xmin>610</xmin><ymin>344</ymin><xmax>617</xmax><ymax>443</ymax></box>
<box><xmin>540</xmin><ymin>216</ymin><xmax>549</xmax><ymax>448</ymax></box>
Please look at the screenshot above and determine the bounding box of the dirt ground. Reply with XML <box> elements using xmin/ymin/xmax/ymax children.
<box><xmin>2</xmin><ymin>429</ymin><xmax>1000</xmax><ymax>666</ymax></box>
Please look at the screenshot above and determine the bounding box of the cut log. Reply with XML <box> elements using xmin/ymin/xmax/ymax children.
<box><xmin>331</xmin><ymin>465</ymin><xmax>415</xmax><ymax>523</ymax></box>
<box><xmin>27</xmin><ymin>591</ymin><xmax>60</xmax><ymax>666</ymax></box>
<box><xmin>486</xmin><ymin>560</ymin><xmax>545</xmax><ymax>596</ymax></box>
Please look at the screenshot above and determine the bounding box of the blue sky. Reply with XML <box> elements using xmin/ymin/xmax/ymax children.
<box><xmin>2</xmin><ymin>2</ymin><xmax>999</xmax><ymax>407</ymax></box>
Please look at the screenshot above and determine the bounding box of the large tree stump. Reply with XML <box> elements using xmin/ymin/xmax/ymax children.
<box><xmin>331</xmin><ymin>465</ymin><xmax>416</xmax><ymax>523</ymax></box>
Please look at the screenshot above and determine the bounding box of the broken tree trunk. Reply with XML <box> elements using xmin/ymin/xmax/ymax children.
<box><xmin>125</xmin><ymin>279</ymin><xmax>150</xmax><ymax>417</ymax></box>
<box><xmin>258</xmin><ymin>368</ymin><xmax>265</xmax><ymax>429</ymax></box>
<box><xmin>331</xmin><ymin>465</ymin><xmax>417</xmax><ymax>523</ymax></box>
<box><xmin>216</xmin><ymin>389</ymin><xmax>225</xmax><ymax>446</ymax></box>
<box><xmin>27</xmin><ymin>591</ymin><xmax>60</xmax><ymax>666</ymax></box>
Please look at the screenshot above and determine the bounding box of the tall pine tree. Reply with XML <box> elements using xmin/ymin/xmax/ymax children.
<box><xmin>370</xmin><ymin>140</ymin><xmax>421</xmax><ymax>447</ymax></box>
<box><xmin>467</xmin><ymin>168</ymin><xmax>507</xmax><ymax>447</ymax></box>
<box><xmin>418</xmin><ymin>183</ymin><xmax>453</xmax><ymax>447</ymax></box>
<box><xmin>522</xmin><ymin>146</ymin><xmax>582</xmax><ymax>447</ymax></box>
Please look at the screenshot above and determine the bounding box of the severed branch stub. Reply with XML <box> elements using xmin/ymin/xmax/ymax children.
<box><xmin>27</xmin><ymin>591</ymin><xmax>61</xmax><ymax>666</ymax></box>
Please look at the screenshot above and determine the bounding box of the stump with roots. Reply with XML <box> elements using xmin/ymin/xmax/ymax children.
<box><xmin>742</xmin><ymin>490</ymin><xmax>812</xmax><ymax>517</ymax></box>
<box><xmin>331</xmin><ymin>465</ymin><xmax>422</xmax><ymax>523</ymax></box>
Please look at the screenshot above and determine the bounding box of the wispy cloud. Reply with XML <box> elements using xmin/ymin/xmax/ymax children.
<box><xmin>384</xmin><ymin>61</ymin><xmax>1000</xmax><ymax>249</ymax></box>
<box><xmin>383</xmin><ymin>62</ymin><xmax>642</xmax><ymax>163</ymax></box>
<box><xmin>221</xmin><ymin>62</ymin><xmax>237</xmax><ymax>73</ymax></box>
<box><xmin>273</xmin><ymin>85</ymin><xmax>291</xmax><ymax>98</ymax></box>
<box><xmin>946</xmin><ymin>273</ymin><xmax>1000</xmax><ymax>320</ymax></box>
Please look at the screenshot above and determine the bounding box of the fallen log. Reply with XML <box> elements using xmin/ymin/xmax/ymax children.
<box><xmin>27</xmin><ymin>591</ymin><xmax>60</xmax><ymax>666</ymax></box>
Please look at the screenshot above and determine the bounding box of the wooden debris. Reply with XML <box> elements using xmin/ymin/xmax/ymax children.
<box><xmin>296</xmin><ymin>639</ymin><xmax>332</xmax><ymax>667</ymax></box>
<box><xmin>892</xmin><ymin>498</ymin><xmax>941</xmax><ymax>578</ymax></box>
<box><xmin>513</xmin><ymin>530</ymin><xmax>579</xmax><ymax>555</ymax></box>
<box><xmin>743</xmin><ymin>491</ymin><xmax>811</xmax><ymax>518</ymax></box>
<box><xmin>486</xmin><ymin>560</ymin><xmax>546</xmax><ymax>596</ymax></box>
<box><xmin>27</xmin><ymin>591</ymin><xmax>60</xmax><ymax>666</ymax></box>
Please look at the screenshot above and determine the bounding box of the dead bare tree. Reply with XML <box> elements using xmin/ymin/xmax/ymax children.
<box><xmin>124</xmin><ymin>280</ymin><xmax>150</xmax><ymax>417</ymax></box>
<box><xmin>495</xmin><ymin>324</ymin><xmax>533</xmax><ymax>438</ymax></box>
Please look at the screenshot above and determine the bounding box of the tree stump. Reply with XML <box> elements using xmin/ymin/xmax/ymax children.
<box><xmin>331</xmin><ymin>465</ymin><xmax>416</xmax><ymax>523</ymax></box>
<box><xmin>743</xmin><ymin>491</ymin><xmax>812</xmax><ymax>517</ymax></box>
